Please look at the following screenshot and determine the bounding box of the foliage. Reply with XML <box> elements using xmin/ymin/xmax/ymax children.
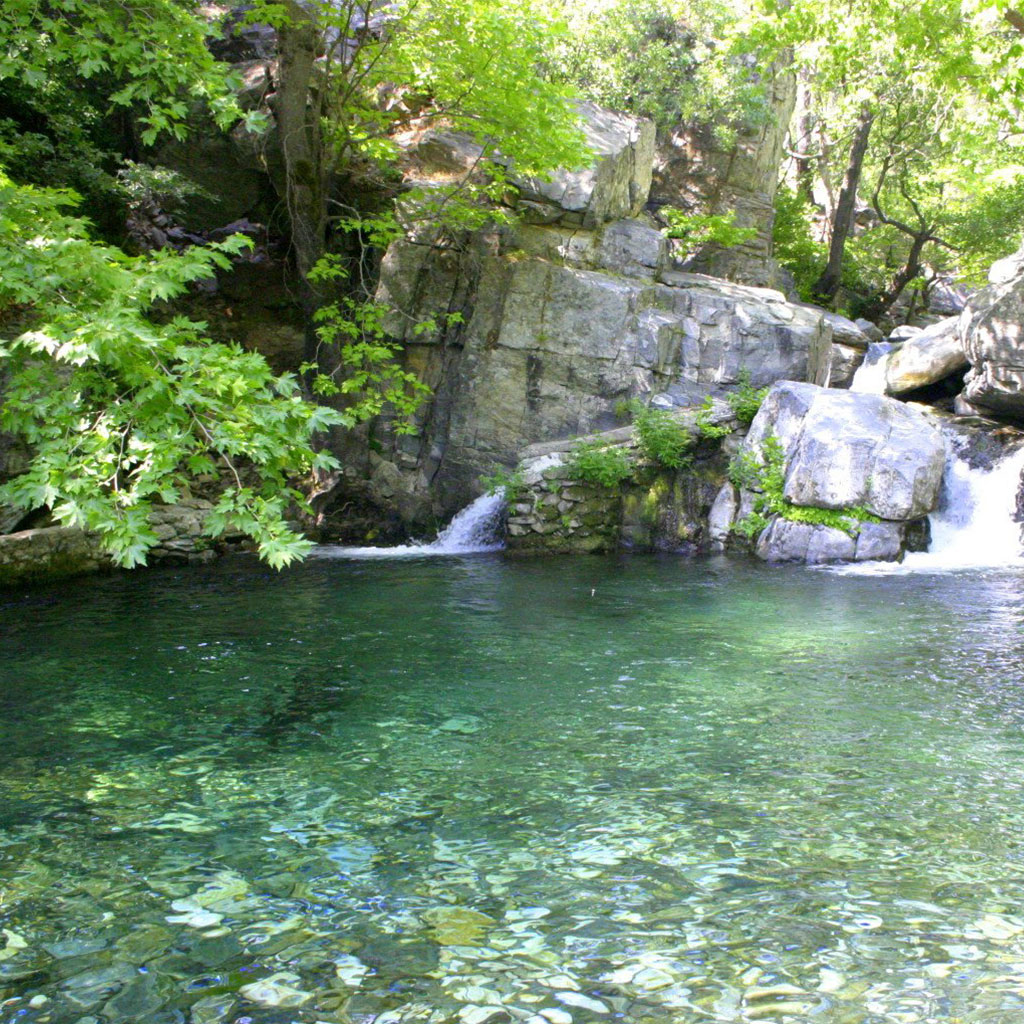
<box><xmin>767</xmin><ymin>0</ymin><xmax>1024</xmax><ymax>313</ymax></box>
<box><xmin>550</xmin><ymin>0</ymin><xmax>772</xmax><ymax>132</ymax></box>
<box><xmin>0</xmin><ymin>0</ymin><xmax>243</xmax><ymax>146</ymax></box>
<box><xmin>620</xmin><ymin>396</ymin><xmax>730</xmax><ymax>462</ymax></box>
<box><xmin>663</xmin><ymin>208</ymin><xmax>758</xmax><ymax>252</ymax></box>
<box><xmin>772</xmin><ymin>187</ymin><xmax>827</xmax><ymax>301</ymax></box>
<box><xmin>115</xmin><ymin>162</ymin><xmax>212</xmax><ymax>216</ymax></box>
<box><xmin>727</xmin><ymin>372</ymin><xmax>768</xmax><ymax>425</ymax></box>
<box><xmin>0</xmin><ymin>173</ymin><xmax>345</xmax><ymax>568</ymax></box>
<box><xmin>480</xmin><ymin>466</ymin><xmax>524</xmax><ymax>497</ymax></box>
<box><xmin>729</xmin><ymin>433</ymin><xmax>879</xmax><ymax>539</ymax></box>
<box><xmin>627</xmin><ymin>402</ymin><xmax>695</xmax><ymax>469</ymax></box>
<box><xmin>694</xmin><ymin>397</ymin><xmax>731</xmax><ymax>440</ymax></box>
<box><xmin>567</xmin><ymin>440</ymin><xmax>634</xmax><ymax>488</ymax></box>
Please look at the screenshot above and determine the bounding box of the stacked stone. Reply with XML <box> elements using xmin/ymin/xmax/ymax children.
<box><xmin>147</xmin><ymin>498</ymin><xmax>219</xmax><ymax>564</ymax></box>
<box><xmin>505</xmin><ymin>459</ymin><xmax>621</xmax><ymax>556</ymax></box>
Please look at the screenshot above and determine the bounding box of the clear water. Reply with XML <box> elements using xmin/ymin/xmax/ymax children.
<box><xmin>4</xmin><ymin>555</ymin><xmax>1024</xmax><ymax>1024</ymax></box>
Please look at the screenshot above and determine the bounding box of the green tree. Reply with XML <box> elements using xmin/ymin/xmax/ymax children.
<box><xmin>0</xmin><ymin>172</ymin><xmax>345</xmax><ymax>567</ymax></box>
<box><xmin>248</xmin><ymin>0</ymin><xmax>587</xmax><ymax>386</ymax></box>
<box><xmin>0</xmin><ymin>0</ymin><xmax>590</xmax><ymax>567</ymax></box>
<box><xmin>765</xmin><ymin>0</ymin><xmax>1024</xmax><ymax>313</ymax></box>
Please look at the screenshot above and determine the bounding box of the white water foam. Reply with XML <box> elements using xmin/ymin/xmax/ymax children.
<box><xmin>836</xmin><ymin>442</ymin><xmax>1024</xmax><ymax>574</ymax></box>
<box><xmin>312</xmin><ymin>491</ymin><xmax>506</xmax><ymax>559</ymax></box>
<box><xmin>850</xmin><ymin>342</ymin><xmax>899</xmax><ymax>394</ymax></box>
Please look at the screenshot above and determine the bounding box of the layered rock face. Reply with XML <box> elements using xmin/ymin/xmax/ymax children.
<box><xmin>714</xmin><ymin>382</ymin><xmax>945</xmax><ymax>564</ymax></box>
<box><xmin>650</xmin><ymin>64</ymin><xmax>797</xmax><ymax>290</ymax></box>
<box><xmin>365</xmin><ymin>104</ymin><xmax>831</xmax><ymax>527</ymax></box>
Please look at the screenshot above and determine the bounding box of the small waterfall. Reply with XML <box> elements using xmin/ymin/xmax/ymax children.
<box><xmin>901</xmin><ymin>444</ymin><xmax>1024</xmax><ymax>571</ymax></box>
<box><xmin>834</xmin><ymin>441</ymin><xmax>1024</xmax><ymax>574</ymax></box>
<box><xmin>313</xmin><ymin>491</ymin><xmax>506</xmax><ymax>559</ymax></box>
<box><xmin>429</xmin><ymin>491</ymin><xmax>506</xmax><ymax>554</ymax></box>
<box><xmin>850</xmin><ymin>342</ymin><xmax>898</xmax><ymax>394</ymax></box>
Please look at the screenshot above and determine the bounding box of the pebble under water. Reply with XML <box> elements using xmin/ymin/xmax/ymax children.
<box><xmin>3</xmin><ymin>553</ymin><xmax>1024</xmax><ymax>1024</ymax></box>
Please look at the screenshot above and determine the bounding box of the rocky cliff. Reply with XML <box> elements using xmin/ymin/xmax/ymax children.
<box><xmin>320</xmin><ymin>102</ymin><xmax>832</xmax><ymax>539</ymax></box>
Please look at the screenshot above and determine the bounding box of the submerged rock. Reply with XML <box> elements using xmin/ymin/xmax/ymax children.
<box><xmin>423</xmin><ymin>907</ymin><xmax>497</xmax><ymax>946</ymax></box>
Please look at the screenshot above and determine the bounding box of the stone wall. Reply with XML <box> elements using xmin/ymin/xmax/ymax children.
<box><xmin>504</xmin><ymin>406</ymin><xmax>735</xmax><ymax>557</ymax></box>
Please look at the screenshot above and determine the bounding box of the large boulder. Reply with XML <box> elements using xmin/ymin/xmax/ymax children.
<box><xmin>883</xmin><ymin>316</ymin><xmax>966</xmax><ymax>395</ymax></box>
<box><xmin>516</xmin><ymin>103</ymin><xmax>656</xmax><ymax>227</ymax></box>
<box><xmin>805</xmin><ymin>308</ymin><xmax>871</xmax><ymax>349</ymax></box>
<box><xmin>744</xmin><ymin>382</ymin><xmax>946</xmax><ymax>521</ymax></box>
<box><xmin>960</xmin><ymin>247</ymin><xmax>1024</xmax><ymax>419</ymax></box>
<box><xmin>753</xmin><ymin>517</ymin><xmax>927</xmax><ymax>565</ymax></box>
<box><xmin>398</xmin><ymin>102</ymin><xmax>656</xmax><ymax>229</ymax></box>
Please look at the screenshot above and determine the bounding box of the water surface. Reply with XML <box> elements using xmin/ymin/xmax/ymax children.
<box><xmin>2</xmin><ymin>554</ymin><xmax>1024</xmax><ymax>1023</ymax></box>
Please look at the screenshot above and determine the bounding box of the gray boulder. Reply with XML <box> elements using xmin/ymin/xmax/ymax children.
<box><xmin>960</xmin><ymin>250</ymin><xmax>1024</xmax><ymax>419</ymax></box>
<box><xmin>754</xmin><ymin>517</ymin><xmax>917</xmax><ymax>565</ymax></box>
<box><xmin>745</xmin><ymin>382</ymin><xmax>946</xmax><ymax>521</ymax></box>
<box><xmin>888</xmin><ymin>325</ymin><xmax>923</xmax><ymax>344</ymax></box>
<box><xmin>929</xmin><ymin>279</ymin><xmax>972</xmax><ymax>316</ymax></box>
<box><xmin>517</xmin><ymin>103</ymin><xmax>655</xmax><ymax>227</ymax></box>
<box><xmin>855</xmin><ymin>318</ymin><xmax>885</xmax><ymax>342</ymax></box>
<box><xmin>883</xmin><ymin>316</ymin><xmax>965</xmax><ymax>395</ymax></box>
<box><xmin>803</xmin><ymin>307</ymin><xmax>871</xmax><ymax>349</ymax></box>
<box><xmin>828</xmin><ymin>343</ymin><xmax>866</xmax><ymax>390</ymax></box>
<box><xmin>404</xmin><ymin>103</ymin><xmax>655</xmax><ymax>229</ymax></box>
<box><xmin>755</xmin><ymin>519</ymin><xmax>856</xmax><ymax>564</ymax></box>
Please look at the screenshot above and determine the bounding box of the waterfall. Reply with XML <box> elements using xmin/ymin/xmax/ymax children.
<box><xmin>900</xmin><ymin>443</ymin><xmax>1024</xmax><ymax>570</ymax></box>
<box><xmin>850</xmin><ymin>342</ymin><xmax>899</xmax><ymax>394</ymax></box>
<box><xmin>313</xmin><ymin>491</ymin><xmax>506</xmax><ymax>558</ymax></box>
<box><xmin>834</xmin><ymin>441</ymin><xmax>1024</xmax><ymax>574</ymax></box>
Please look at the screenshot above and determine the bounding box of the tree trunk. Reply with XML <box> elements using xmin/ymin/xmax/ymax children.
<box><xmin>793</xmin><ymin>81</ymin><xmax>816</xmax><ymax>204</ymax></box>
<box><xmin>860</xmin><ymin>231</ymin><xmax>929</xmax><ymax>321</ymax></box>
<box><xmin>811</xmin><ymin>104</ymin><xmax>874</xmax><ymax>305</ymax></box>
<box><xmin>274</xmin><ymin>3</ymin><xmax>327</xmax><ymax>368</ymax></box>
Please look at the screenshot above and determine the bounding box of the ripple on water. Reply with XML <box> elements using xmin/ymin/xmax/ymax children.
<box><xmin>2</xmin><ymin>555</ymin><xmax>1024</xmax><ymax>1023</ymax></box>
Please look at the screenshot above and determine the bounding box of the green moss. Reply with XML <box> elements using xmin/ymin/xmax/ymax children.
<box><xmin>730</xmin><ymin>433</ymin><xmax>881</xmax><ymax>539</ymax></box>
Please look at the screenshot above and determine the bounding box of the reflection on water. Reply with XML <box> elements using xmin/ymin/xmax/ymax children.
<box><xmin>2</xmin><ymin>555</ymin><xmax>1024</xmax><ymax>1023</ymax></box>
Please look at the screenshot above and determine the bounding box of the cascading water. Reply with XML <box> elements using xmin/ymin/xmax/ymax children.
<box><xmin>850</xmin><ymin>341</ymin><xmax>899</xmax><ymax>394</ymax></box>
<box><xmin>837</xmin><ymin>438</ymin><xmax>1024</xmax><ymax>573</ymax></box>
<box><xmin>313</xmin><ymin>491</ymin><xmax>506</xmax><ymax>558</ymax></box>
<box><xmin>901</xmin><ymin>441</ymin><xmax>1024</xmax><ymax>570</ymax></box>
